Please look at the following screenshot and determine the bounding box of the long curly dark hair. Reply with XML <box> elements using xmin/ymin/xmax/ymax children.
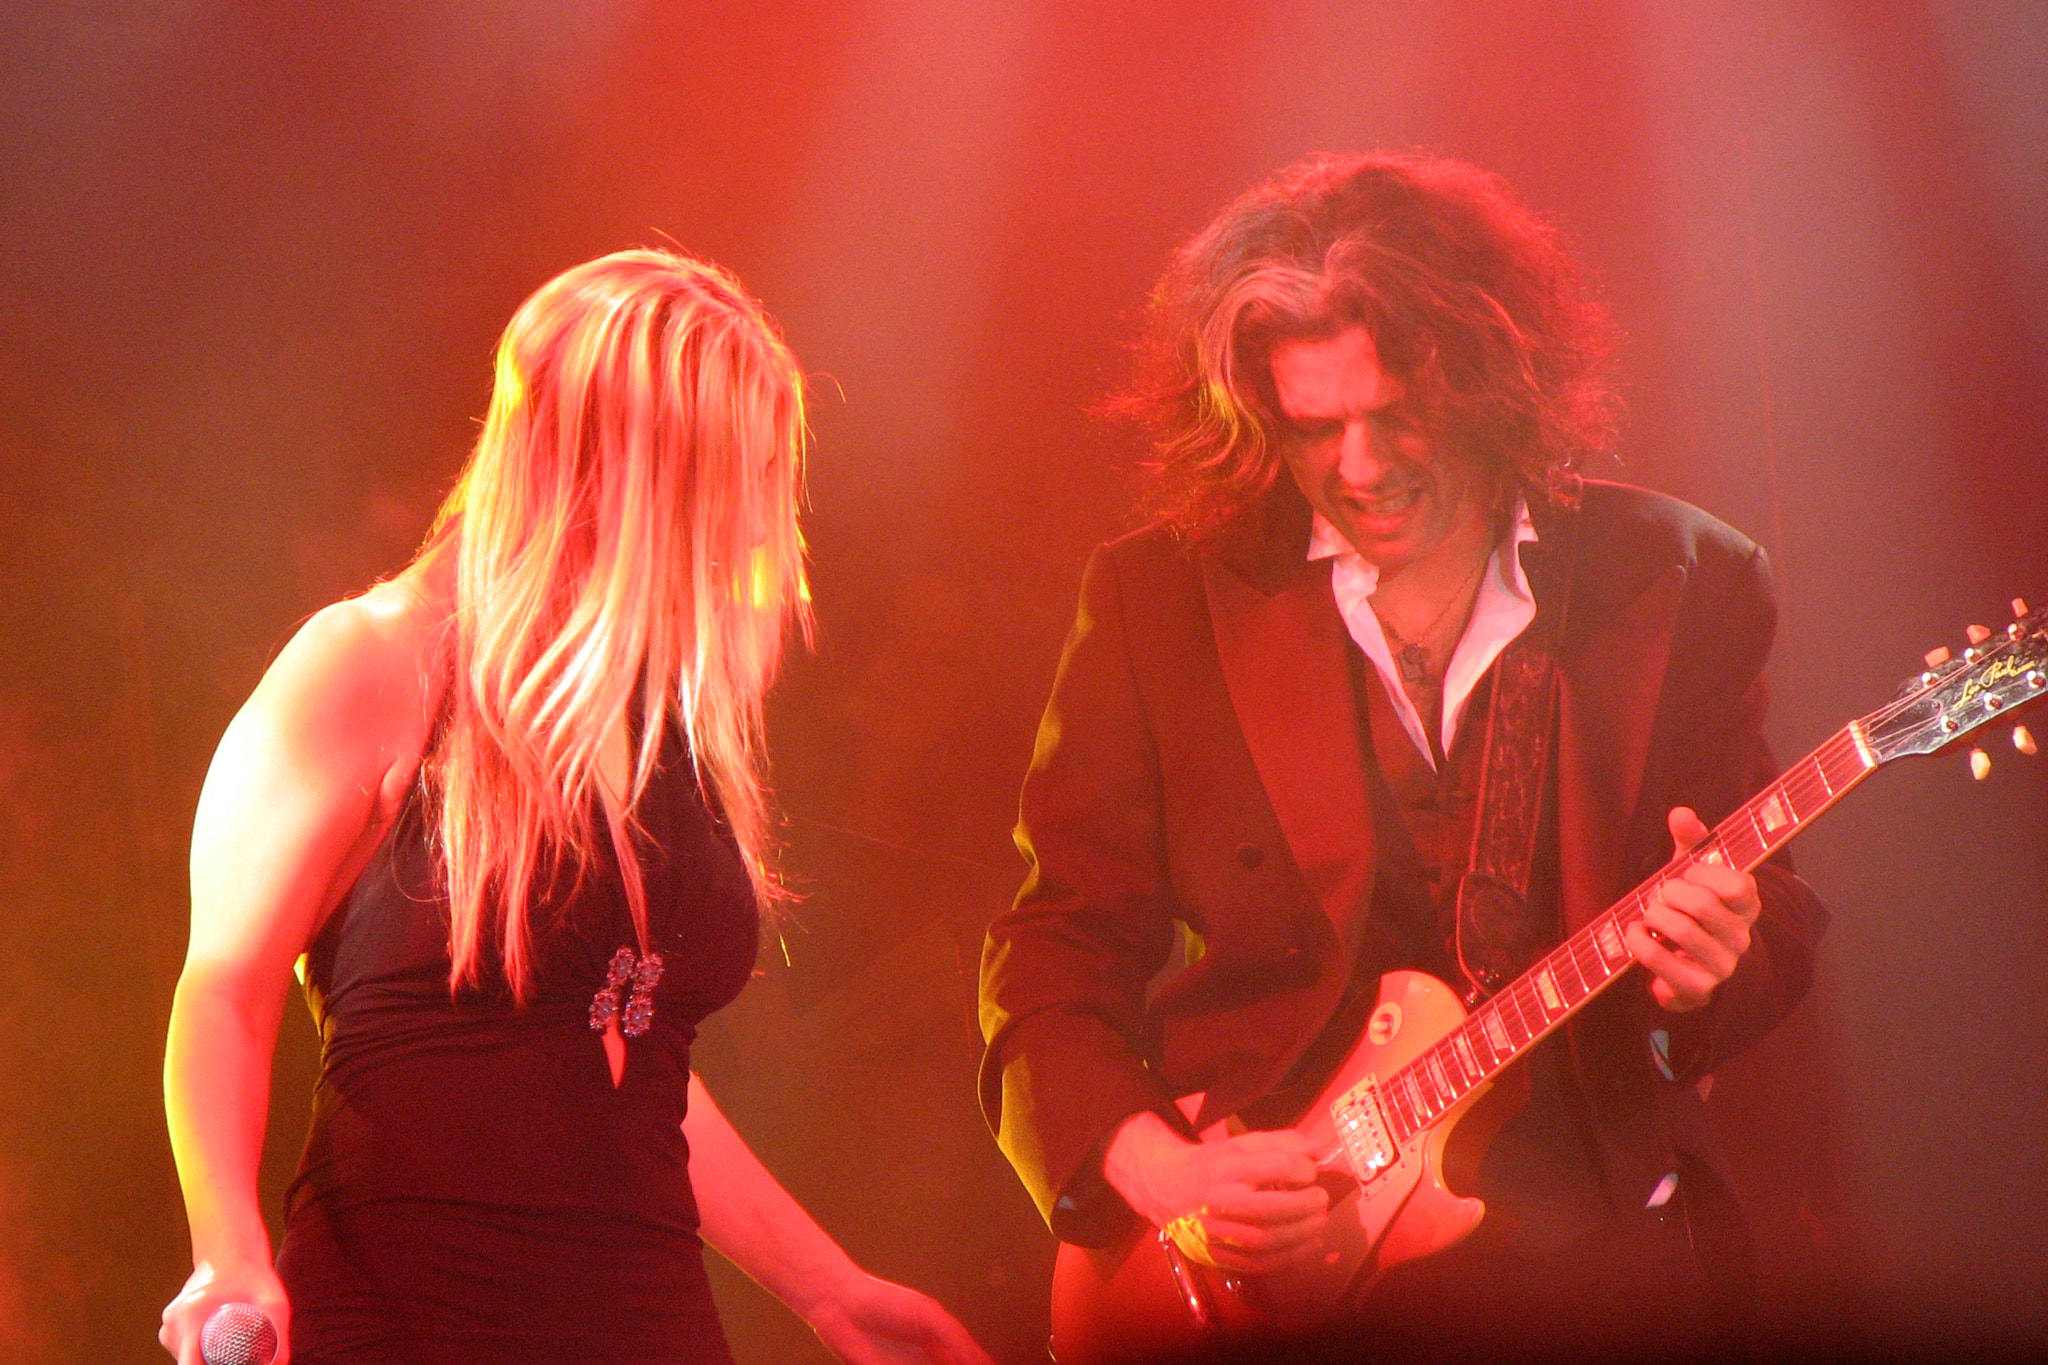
<box><xmin>1116</xmin><ymin>153</ymin><xmax>1620</xmax><ymax>542</ymax></box>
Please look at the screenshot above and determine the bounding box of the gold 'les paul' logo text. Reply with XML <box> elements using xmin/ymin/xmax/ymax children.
<box><xmin>1958</xmin><ymin>654</ymin><xmax>2029</xmax><ymax>708</ymax></box>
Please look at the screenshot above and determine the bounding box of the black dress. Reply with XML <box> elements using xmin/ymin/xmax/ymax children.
<box><xmin>276</xmin><ymin>722</ymin><xmax>759</xmax><ymax>1365</ymax></box>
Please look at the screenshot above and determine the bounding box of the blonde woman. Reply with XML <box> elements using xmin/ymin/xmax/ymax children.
<box><xmin>158</xmin><ymin>250</ymin><xmax>992</xmax><ymax>1365</ymax></box>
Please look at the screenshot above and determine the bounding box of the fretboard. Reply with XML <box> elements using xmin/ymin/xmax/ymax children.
<box><xmin>1361</xmin><ymin>722</ymin><xmax>1879</xmax><ymax>1146</ymax></box>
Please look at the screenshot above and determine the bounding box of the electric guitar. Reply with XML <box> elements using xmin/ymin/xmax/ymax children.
<box><xmin>1050</xmin><ymin>598</ymin><xmax>2048</xmax><ymax>1365</ymax></box>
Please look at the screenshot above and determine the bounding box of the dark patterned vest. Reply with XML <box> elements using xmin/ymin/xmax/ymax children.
<box><xmin>1344</xmin><ymin>646</ymin><xmax>1612</xmax><ymax>1253</ymax></box>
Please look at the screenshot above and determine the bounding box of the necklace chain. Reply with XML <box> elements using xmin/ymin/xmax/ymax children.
<box><xmin>1375</xmin><ymin>552</ymin><xmax>1488</xmax><ymax>687</ymax></box>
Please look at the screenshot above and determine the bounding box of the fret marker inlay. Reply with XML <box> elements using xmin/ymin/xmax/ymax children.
<box><xmin>1759</xmin><ymin>793</ymin><xmax>1788</xmax><ymax>832</ymax></box>
<box><xmin>1453</xmin><ymin>1032</ymin><xmax>1479</xmax><ymax>1078</ymax></box>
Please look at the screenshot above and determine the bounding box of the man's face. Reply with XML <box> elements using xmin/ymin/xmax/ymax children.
<box><xmin>1268</xmin><ymin>326</ymin><xmax>1486</xmax><ymax>577</ymax></box>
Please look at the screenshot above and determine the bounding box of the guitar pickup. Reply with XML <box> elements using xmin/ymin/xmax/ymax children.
<box><xmin>1331</xmin><ymin>1075</ymin><xmax>1395</xmax><ymax>1182</ymax></box>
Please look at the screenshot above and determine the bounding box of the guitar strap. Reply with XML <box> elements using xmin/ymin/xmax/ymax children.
<box><xmin>1452</xmin><ymin>481</ymin><xmax>1581</xmax><ymax>1003</ymax></box>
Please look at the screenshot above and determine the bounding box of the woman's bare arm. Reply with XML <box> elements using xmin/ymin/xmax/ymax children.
<box><xmin>684</xmin><ymin>1076</ymin><xmax>994</xmax><ymax>1365</ymax></box>
<box><xmin>160</xmin><ymin>590</ymin><xmax>438</xmax><ymax>1365</ymax></box>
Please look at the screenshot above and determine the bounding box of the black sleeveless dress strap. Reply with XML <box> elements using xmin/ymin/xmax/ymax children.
<box><xmin>276</xmin><ymin>719</ymin><xmax>758</xmax><ymax>1365</ymax></box>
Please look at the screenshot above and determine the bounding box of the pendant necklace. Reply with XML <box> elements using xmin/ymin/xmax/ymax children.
<box><xmin>1377</xmin><ymin>553</ymin><xmax>1488</xmax><ymax>688</ymax></box>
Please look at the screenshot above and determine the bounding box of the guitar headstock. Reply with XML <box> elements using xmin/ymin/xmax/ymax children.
<box><xmin>1863</xmin><ymin>597</ymin><xmax>2048</xmax><ymax>766</ymax></box>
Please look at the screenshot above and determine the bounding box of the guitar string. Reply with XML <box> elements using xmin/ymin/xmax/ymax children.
<box><xmin>1401</xmin><ymin>730</ymin><xmax>1860</xmax><ymax>1128</ymax></box>
<box><xmin>1406</xmin><ymin>667</ymin><xmax>2022</xmax><ymax>1126</ymax></box>
<box><xmin>1387</xmin><ymin>725</ymin><xmax>1872</xmax><ymax>1133</ymax></box>
<box><xmin>1368</xmin><ymin>637</ymin><xmax>2037</xmax><ymax>1139</ymax></box>
<box><xmin>1404</xmin><ymin>645</ymin><xmax>2037</xmax><ymax>1133</ymax></box>
<box><xmin>1857</xmin><ymin>628</ymin><xmax>2036</xmax><ymax>742</ymax></box>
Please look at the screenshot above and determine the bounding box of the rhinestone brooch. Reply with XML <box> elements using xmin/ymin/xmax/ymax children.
<box><xmin>589</xmin><ymin>945</ymin><xmax>666</xmax><ymax>1038</ymax></box>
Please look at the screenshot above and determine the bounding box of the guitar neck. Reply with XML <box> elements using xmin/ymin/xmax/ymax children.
<box><xmin>1368</xmin><ymin>722</ymin><xmax>1880</xmax><ymax>1145</ymax></box>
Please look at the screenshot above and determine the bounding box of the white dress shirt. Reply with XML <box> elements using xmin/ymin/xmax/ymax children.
<box><xmin>1307</xmin><ymin>500</ymin><xmax>1540</xmax><ymax>770</ymax></box>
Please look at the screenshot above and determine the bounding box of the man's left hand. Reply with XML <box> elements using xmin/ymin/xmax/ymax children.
<box><xmin>1624</xmin><ymin>806</ymin><xmax>1761</xmax><ymax>1013</ymax></box>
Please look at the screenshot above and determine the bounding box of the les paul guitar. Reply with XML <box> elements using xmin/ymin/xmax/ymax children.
<box><xmin>1051</xmin><ymin>598</ymin><xmax>2048</xmax><ymax>1365</ymax></box>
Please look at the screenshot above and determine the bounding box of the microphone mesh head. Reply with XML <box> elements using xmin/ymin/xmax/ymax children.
<box><xmin>200</xmin><ymin>1302</ymin><xmax>279</xmax><ymax>1365</ymax></box>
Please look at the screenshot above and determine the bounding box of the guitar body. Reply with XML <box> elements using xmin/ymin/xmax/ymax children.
<box><xmin>1045</xmin><ymin>598</ymin><xmax>2048</xmax><ymax>1364</ymax></box>
<box><xmin>1049</xmin><ymin>970</ymin><xmax>1489</xmax><ymax>1365</ymax></box>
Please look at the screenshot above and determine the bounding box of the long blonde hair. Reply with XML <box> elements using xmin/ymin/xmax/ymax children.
<box><xmin>414</xmin><ymin>248</ymin><xmax>809</xmax><ymax>1000</ymax></box>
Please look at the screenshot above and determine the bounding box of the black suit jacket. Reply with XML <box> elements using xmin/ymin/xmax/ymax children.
<box><xmin>979</xmin><ymin>480</ymin><xmax>1828</xmax><ymax>1246</ymax></box>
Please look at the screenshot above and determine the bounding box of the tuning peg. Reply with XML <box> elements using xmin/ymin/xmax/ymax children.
<box><xmin>2015</xmin><ymin>598</ymin><xmax>2031</xmax><ymax>618</ymax></box>
<box><xmin>1925</xmin><ymin>645</ymin><xmax>1952</xmax><ymax>668</ymax></box>
<box><xmin>1967</xmin><ymin>624</ymin><xmax>1993</xmax><ymax>645</ymax></box>
<box><xmin>1970</xmin><ymin>748</ymin><xmax>1992</xmax><ymax>781</ymax></box>
<box><xmin>2017</xmin><ymin>725</ymin><xmax>2038</xmax><ymax>757</ymax></box>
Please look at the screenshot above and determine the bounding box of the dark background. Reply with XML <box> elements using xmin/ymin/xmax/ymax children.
<box><xmin>2</xmin><ymin>3</ymin><xmax>2044</xmax><ymax>1361</ymax></box>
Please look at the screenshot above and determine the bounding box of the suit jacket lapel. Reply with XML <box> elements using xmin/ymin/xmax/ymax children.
<box><xmin>1554</xmin><ymin>559</ymin><xmax>1685</xmax><ymax>931</ymax></box>
<box><xmin>1203</xmin><ymin>554</ymin><xmax>1376</xmax><ymax>946</ymax></box>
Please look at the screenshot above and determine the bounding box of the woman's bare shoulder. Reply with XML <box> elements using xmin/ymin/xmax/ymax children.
<box><xmin>185</xmin><ymin>574</ymin><xmax>453</xmax><ymax>970</ymax></box>
<box><xmin>241</xmin><ymin>577</ymin><xmax>450</xmax><ymax>780</ymax></box>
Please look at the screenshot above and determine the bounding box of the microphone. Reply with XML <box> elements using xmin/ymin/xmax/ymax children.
<box><xmin>200</xmin><ymin>1303</ymin><xmax>278</xmax><ymax>1365</ymax></box>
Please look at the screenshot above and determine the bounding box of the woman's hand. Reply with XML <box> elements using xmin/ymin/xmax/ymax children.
<box><xmin>803</xmin><ymin>1272</ymin><xmax>995</xmax><ymax>1365</ymax></box>
<box><xmin>158</xmin><ymin>1259</ymin><xmax>290</xmax><ymax>1365</ymax></box>
<box><xmin>683</xmin><ymin>1077</ymin><xmax>997</xmax><ymax>1364</ymax></box>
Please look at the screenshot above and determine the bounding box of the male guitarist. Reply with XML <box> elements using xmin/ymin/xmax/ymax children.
<box><xmin>979</xmin><ymin>154</ymin><xmax>1829</xmax><ymax>1359</ymax></box>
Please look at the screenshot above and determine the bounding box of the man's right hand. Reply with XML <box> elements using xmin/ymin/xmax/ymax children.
<box><xmin>1100</xmin><ymin>1110</ymin><xmax>1330</xmax><ymax>1276</ymax></box>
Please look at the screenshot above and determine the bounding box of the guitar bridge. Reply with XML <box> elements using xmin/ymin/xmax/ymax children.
<box><xmin>1331</xmin><ymin>1074</ymin><xmax>1395</xmax><ymax>1182</ymax></box>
